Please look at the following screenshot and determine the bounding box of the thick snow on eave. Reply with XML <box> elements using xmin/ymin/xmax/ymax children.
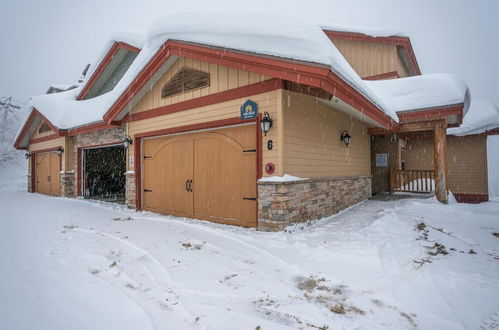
<box><xmin>448</xmin><ymin>101</ymin><xmax>499</xmax><ymax>136</ymax></box>
<box><xmin>364</xmin><ymin>73</ymin><xmax>470</xmax><ymax>115</ymax></box>
<box><xmin>320</xmin><ymin>24</ymin><xmax>407</xmax><ymax>38</ymax></box>
<box><xmin>147</xmin><ymin>12</ymin><xmax>399</xmax><ymax>121</ymax></box>
<box><xmin>28</xmin><ymin>13</ymin><xmax>402</xmax><ymax>130</ymax></box>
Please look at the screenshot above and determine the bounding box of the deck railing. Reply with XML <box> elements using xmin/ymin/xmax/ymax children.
<box><xmin>390</xmin><ymin>169</ymin><xmax>435</xmax><ymax>194</ymax></box>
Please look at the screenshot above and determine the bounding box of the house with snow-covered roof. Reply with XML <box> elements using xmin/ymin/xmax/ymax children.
<box><xmin>14</xmin><ymin>14</ymin><xmax>492</xmax><ymax>230</ymax></box>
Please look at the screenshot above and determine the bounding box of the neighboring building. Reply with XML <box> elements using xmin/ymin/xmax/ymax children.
<box><xmin>15</xmin><ymin>15</ymin><xmax>487</xmax><ymax>230</ymax></box>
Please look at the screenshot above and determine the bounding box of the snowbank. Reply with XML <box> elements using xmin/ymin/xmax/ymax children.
<box><xmin>258</xmin><ymin>174</ymin><xmax>308</xmax><ymax>182</ymax></box>
<box><xmin>364</xmin><ymin>73</ymin><xmax>470</xmax><ymax>114</ymax></box>
<box><xmin>448</xmin><ymin>101</ymin><xmax>499</xmax><ymax>136</ymax></box>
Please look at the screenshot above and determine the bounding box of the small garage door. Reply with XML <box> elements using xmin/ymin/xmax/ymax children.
<box><xmin>143</xmin><ymin>124</ymin><xmax>257</xmax><ymax>227</ymax></box>
<box><xmin>35</xmin><ymin>152</ymin><xmax>60</xmax><ymax>196</ymax></box>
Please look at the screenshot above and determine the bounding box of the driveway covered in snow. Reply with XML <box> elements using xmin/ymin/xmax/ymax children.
<box><xmin>1</xmin><ymin>184</ymin><xmax>499</xmax><ymax>329</ymax></box>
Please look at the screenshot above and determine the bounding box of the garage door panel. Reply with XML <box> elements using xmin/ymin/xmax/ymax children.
<box><xmin>142</xmin><ymin>124</ymin><xmax>257</xmax><ymax>227</ymax></box>
<box><xmin>49</xmin><ymin>153</ymin><xmax>60</xmax><ymax>196</ymax></box>
<box><xmin>36</xmin><ymin>153</ymin><xmax>51</xmax><ymax>195</ymax></box>
<box><xmin>143</xmin><ymin>136</ymin><xmax>193</xmax><ymax>217</ymax></box>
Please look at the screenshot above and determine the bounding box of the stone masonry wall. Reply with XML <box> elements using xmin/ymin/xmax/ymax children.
<box><xmin>258</xmin><ymin>175</ymin><xmax>372</xmax><ymax>231</ymax></box>
<box><xmin>60</xmin><ymin>171</ymin><xmax>75</xmax><ymax>197</ymax></box>
<box><xmin>125</xmin><ymin>172</ymin><xmax>136</xmax><ymax>208</ymax></box>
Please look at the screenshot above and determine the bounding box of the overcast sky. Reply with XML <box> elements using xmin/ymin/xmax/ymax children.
<box><xmin>0</xmin><ymin>0</ymin><xmax>497</xmax><ymax>108</ymax></box>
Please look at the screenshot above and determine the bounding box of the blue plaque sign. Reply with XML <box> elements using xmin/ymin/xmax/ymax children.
<box><xmin>240</xmin><ymin>100</ymin><xmax>258</xmax><ymax>120</ymax></box>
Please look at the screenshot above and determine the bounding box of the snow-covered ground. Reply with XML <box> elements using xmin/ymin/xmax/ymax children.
<box><xmin>1</xmin><ymin>163</ymin><xmax>498</xmax><ymax>329</ymax></box>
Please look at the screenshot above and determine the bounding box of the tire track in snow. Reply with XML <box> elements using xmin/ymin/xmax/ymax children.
<box><xmin>70</xmin><ymin>228</ymin><xmax>203</xmax><ymax>329</ymax></box>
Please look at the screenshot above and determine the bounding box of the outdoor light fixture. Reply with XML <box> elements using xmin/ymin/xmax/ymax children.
<box><xmin>24</xmin><ymin>152</ymin><xmax>31</xmax><ymax>159</ymax></box>
<box><xmin>340</xmin><ymin>130</ymin><xmax>351</xmax><ymax>147</ymax></box>
<box><xmin>260</xmin><ymin>111</ymin><xmax>273</xmax><ymax>136</ymax></box>
<box><xmin>123</xmin><ymin>136</ymin><xmax>133</xmax><ymax>149</ymax></box>
<box><xmin>56</xmin><ymin>147</ymin><xmax>64</xmax><ymax>156</ymax></box>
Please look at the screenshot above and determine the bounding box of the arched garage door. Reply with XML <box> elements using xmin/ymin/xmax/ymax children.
<box><xmin>142</xmin><ymin>124</ymin><xmax>257</xmax><ymax>227</ymax></box>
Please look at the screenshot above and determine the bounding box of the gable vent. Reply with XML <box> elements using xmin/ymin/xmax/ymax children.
<box><xmin>161</xmin><ymin>67</ymin><xmax>210</xmax><ymax>98</ymax></box>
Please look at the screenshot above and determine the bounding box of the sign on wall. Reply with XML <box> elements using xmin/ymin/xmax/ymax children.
<box><xmin>129</xmin><ymin>156</ymin><xmax>134</xmax><ymax>167</ymax></box>
<box><xmin>376</xmin><ymin>153</ymin><xmax>388</xmax><ymax>167</ymax></box>
<box><xmin>240</xmin><ymin>100</ymin><xmax>258</xmax><ymax>120</ymax></box>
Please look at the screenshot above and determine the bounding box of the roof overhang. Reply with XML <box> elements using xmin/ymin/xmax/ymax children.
<box><xmin>396</xmin><ymin>104</ymin><xmax>464</xmax><ymax>126</ymax></box>
<box><xmin>323</xmin><ymin>30</ymin><xmax>421</xmax><ymax>76</ymax></box>
<box><xmin>77</xmin><ymin>42</ymin><xmax>141</xmax><ymax>100</ymax></box>
<box><xmin>104</xmin><ymin>40</ymin><xmax>398</xmax><ymax>130</ymax></box>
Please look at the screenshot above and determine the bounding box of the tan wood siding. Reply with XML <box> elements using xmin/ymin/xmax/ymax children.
<box><xmin>28</xmin><ymin>137</ymin><xmax>65</xmax><ymax>152</ymax></box>
<box><xmin>283</xmin><ymin>91</ymin><xmax>371</xmax><ymax>178</ymax></box>
<box><xmin>331</xmin><ymin>38</ymin><xmax>409</xmax><ymax>78</ymax></box>
<box><xmin>127</xmin><ymin>90</ymin><xmax>279</xmax><ymax>176</ymax></box>
<box><xmin>132</xmin><ymin>57</ymin><xmax>271</xmax><ymax>114</ymax></box>
<box><xmin>405</xmin><ymin>135</ymin><xmax>488</xmax><ymax>195</ymax></box>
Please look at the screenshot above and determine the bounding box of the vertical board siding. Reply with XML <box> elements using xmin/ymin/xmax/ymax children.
<box><xmin>283</xmin><ymin>91</ymin><xmax>371</xmax><ymax>178</ymax></box>
<box><xmin>331</xmin><ymin>38</ymin><xmax>409</xmax><ymax>79</ymax></box>
<box><xmin>128</xmin><ymin>90</ymin><xmax>279</xmax><ymax>176</ymax></box>
<box><xmin>132</xmin><ymin>57</ymin><xmax>271</xmax><ymax>114</ymax></box>
<box><xmin>28</xmin><ymin>137</ymin><xmax>65</xmax><ymax>153</ymax></box>
<box><xmin>405</xmin><ymin>135</ymin><xmax>488</xmax><ymax>195</ymax></box>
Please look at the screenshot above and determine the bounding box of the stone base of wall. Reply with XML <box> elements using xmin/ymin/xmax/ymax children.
<box><xmin>125</xmin><ymin>171</ymin><xmax>136</xmax><ymax>208</ymax></box>
<box><xmin>257</xmin><ymin>175</ymin><xmax>372</xmax><ymax>231</ymax></box>
<box><xmin>60</xmin><ymin>171</ymin><xmax>75</xmax><ymax>197</ymax></box>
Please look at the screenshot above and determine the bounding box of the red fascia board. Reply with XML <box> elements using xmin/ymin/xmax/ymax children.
<box><xmin>397</xmin><ymin>105</ymin><xmax>463</xmax><ymax>125</ymax></box>
<box><xmin>77</xmin><ymin>42</ymin><xmax>141</xmax><ymax>101</ymax></box>
<box><xmin>14</xmin><ymin>108</ymin><xmax>61</xmax><ymax>149</ymax></box>
<box><xmin>323</xmin><ymin>30</ymin><xmax>421</xmax><ymax>76</ymax></box>
<box><xmin>363</xmin><ymin>71</ymin><xmax>400</xmax><ymax>80</ymax></box>
<box><xmin>104</xmin><ymin>40</ymin><xmax>398</xmax><ymax>130</ymax></box>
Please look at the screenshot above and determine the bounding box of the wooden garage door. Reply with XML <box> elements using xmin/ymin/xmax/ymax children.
<box><xmin>143</xmin><ymin>124</ymin><xmax>257</xmax><ymax>227</ymax></box>
<box><xmin>35</xmin><ymin>152</ymin><xmax>60</xmax><ymax>196</ymax></box>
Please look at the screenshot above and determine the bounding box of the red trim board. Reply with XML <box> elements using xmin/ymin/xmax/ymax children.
<box><xmin>77</xmin><ymin>42</ymin><xmax>140</xmax><ymax>100</ymax></box>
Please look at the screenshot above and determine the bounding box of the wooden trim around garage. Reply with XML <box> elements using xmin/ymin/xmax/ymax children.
<box><xmin>66</xmin><ymin>121</ymin><xmax>121</xmax><ymax>136</ymax></box>
<box><xmin>133</xmin><ymin>116</ymin><xmax>261</xmax><ymax>213</ymax></box>
<box><xmin>123</xmin><ymin>78</ymin><xmax>283</xmax><ymax>123</ymax></box>
<box><xmin>30</xmin><ymin>146</ymin><xmax>63</xmax><ymax>194</ymax></box>
<box><xmin>77</xmin><ymin>42</ymin><xmax>141</xmax><ymax>100</ymax></box>
<box><xmin>363</xmin><ymin>71</ymin><xmax>400</xmax><ymax>80</ymax></box>
<box><xmin>486</xmin><ymin>129</ymin><xmax>499</xmax><ymax>136</ymax></box>
<box><xmin>453</xmin><ymin>193</ymin><xmax>489</xmax><ymax>204</ymax></box>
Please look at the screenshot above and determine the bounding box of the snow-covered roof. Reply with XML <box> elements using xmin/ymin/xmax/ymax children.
<box><xmin>448</xmin><ymin>101</ymin><xmax>499</xmax><ymax>136</ymax></box>
<box><xmin>23</xmin><ymin>13</ymin><xmax>468</xmax><ymax>135</ymax></box>
<box><xmin>364</xmin><ymin>73</ymin><xmax>470</xmax><ymax>114</ymax></box>
<box><xmin>320</xmin><ymin>24</ymin><xmax>407</xmax><ymax>38</ymax></box>
<box><xmin>27</xmin><ymin>13</ymin><xmax>402</xmax><ymax>129</ymax></box>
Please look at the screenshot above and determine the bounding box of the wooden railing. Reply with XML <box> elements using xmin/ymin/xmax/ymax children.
<box><xmin>390</xmin><ymin>169</ymin><xmax>435</xmax><ymax>194</ymax></box>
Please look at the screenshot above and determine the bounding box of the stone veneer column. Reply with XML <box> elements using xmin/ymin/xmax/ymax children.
<box><xmin>60</xmin><ymin>171</ymin><xmax>75</xmax><ymax>197</ymax></box>
<box><xmin>258</xmin><ymin>175</ymin><xmax>372</xmax><ymax>231</ymax></box>
<box><xmin>125</xmin><ymin>171</ymin><xmax>136</xmax><ymax>209</ymax></box>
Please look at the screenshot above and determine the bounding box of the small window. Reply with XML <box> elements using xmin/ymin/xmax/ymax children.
<box><xmin>161</xmin><ymin>67</ymin><xmax>210</xmax><ymax>98</ymax></box>
<box><xmin>39</xmin><ymin>123</ymin><xmax>51</xmax><ymax>134</ymax></box>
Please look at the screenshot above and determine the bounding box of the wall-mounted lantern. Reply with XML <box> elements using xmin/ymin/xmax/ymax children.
<box><xmin>25</xmin><ymin>152</ymin><xmax>31</xmax><ymax>159</ymax></box>
<box><xmin>340</xmin><ymin>130</ymin><xmax>351</xmax><ymax>147</ymax></box>
<box><xmin>260</xmin><ymin>112</ymin><xmax>273</xmax><ymax>136</ymax></box>
<box><xmin>123</xmin><ymin>136</ymin><xmax>133</xmax><ymax>149</ymax></box>
<box><xmin>56</xmin><ymin>147</ymin><xmax>64</xmax><ymax>156</ymax></box>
